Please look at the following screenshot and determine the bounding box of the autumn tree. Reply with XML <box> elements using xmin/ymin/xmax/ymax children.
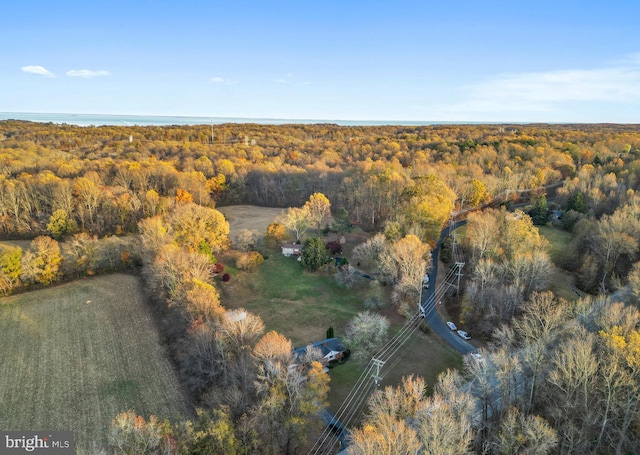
<box><xmin>146</xmin><ymin>243</ymin><xmax>213</xmax><ymax>306</ymax></box>
<box><xmin>109</xmin><ymin>410</ymin><xmax>168</xmax><ymax>455</ymax></box>
<box><xmin>350</xmin><ymin>373</ymin><xmax>474</xmax><ymax>455</ymax></box>
<box><xmin>304</xmin><ymin>192</ymin><xmax>331</xmax><ymax>231</ymax></box>
<box><xmin>167</xmin><ymin>203</ymin><xmax>230</xmax><ymax>254</ymax></box>
<box><xmin>466</xmin><ymin>178</ymin><xmax>490</xmax><ymax>207</ymax></box>
<box><xmin>264</xmin><ymin>222</ymin><xmax>288</xmax><ymax>247</ymax></box>
<box><xmin>398</xmin><ymin>174</ymin><xmax>457</xmax><ymax>242</ymax></box>
<box><xmin>251</xmin><ymin>331</ymin><xmax>330</xmax><ymax>455</ymax></box>
<box><xmin>494</xmin><ymin>408</ymin><xmax>558</xmax><ymax>455</ymax></box>
<box><xmin>47</xmin><ymin>208</ymin><xmax>78</xmax><ymax>238</ymax></box>
<box><xmin>279</xmin><ymin>206</ymin><xmax>311</xmax><ymax>242</ymax></box>
<box><xmin>0</xmin><ymin>246</ymin><xmax>22</xmax><ymax>294</ymax></box>
<box><xmin>188</xmin><ymin>407</ymin><xmax>239</xmax><ymax>455</ymax></box>
<box><xmin>73</xmin><ymin>176</ymin><xmax>101</xmax><ymax>231</ymax></box>
<box><xmin>462</xmin><ymin>209</ymin><xmax>553</xmax><ymax>333</ymax></box>
<box><xmin>184</xmin><ymin>278</ymin><xmax>225</xmax><ymax>322</ymax></box>
<box><xmin>379</xmin><ymin>234</ymin><xmax>430</xmax><ymax>295</ymax></box>
<box><xmin>546</xmin><ymin>327</ymin><xmax>599</xmax><ymax>452</ymax></box>
<box><xmin>236</xmin><ymin>251</ymin><xmax>264</xmax><ymax>272</ymax></box>
<box><xmin>20</xmin><ymin>236</ymin><xmax>62</xmax><ymax>285</ymax></box>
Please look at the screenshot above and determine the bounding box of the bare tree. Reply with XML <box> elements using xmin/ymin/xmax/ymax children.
<box><xmin>344</xmin><ymin>311</ymin><xmax>390</xmax><ymax>363</ymax></box>
<box><xmin>494</xmin><ymin>408</ymin><xmax>558</xmax><ymax>455</ymax></box>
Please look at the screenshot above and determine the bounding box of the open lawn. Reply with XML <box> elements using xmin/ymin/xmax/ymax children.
<box><xmin>219</xmin><ymin>249</ymin><xmax>462</xmax><ymax>410</ymax></box>
<box><xmin>220</xmin><ymin>251</ymin><xmax>366</xmax><ymax>347</ymax></box>
<box><xmin>538</xmin><ymin>225</ymin><xmax>572</xmax><ymax>264</ymax></box>
<box><xmin>327</xmin><ymin>329</ymin><xmax>462</xmax><ymax>415</ymax></box>
<box><xmin>538</xmin><ymin>225</ymin><xmax>580</xmax><ymax>302</ymax></box>
<box><xmin>0</xmin><ymin>239</ymin><xmax>32</xmax><ymax>251</ymax></box>
<box><xmin>217</xmin><ymin>205</ymin><xmax>283</xmax><ymax>244</ymax></box>
<box><xmin>0</xmin><ymin>274</ymin><xmax>188</xmax><ymax>453</ymax></box>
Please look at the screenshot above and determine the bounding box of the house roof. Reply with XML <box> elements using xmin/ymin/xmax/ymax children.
<box><xmin>282</xmin><ymin>243</ymin><xmax>302</xmax><ymax>249</ymax></box>
<box><xmin>293</xmin><ymin>337</ymin><xmax>346</xmax><ymax>360</ymax></box>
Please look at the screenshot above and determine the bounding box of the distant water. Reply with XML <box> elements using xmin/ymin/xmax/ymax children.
<box><xmin>0</xmin><ymin>112</ymin><xmax>463</xmax><ymax>127</ymax></box>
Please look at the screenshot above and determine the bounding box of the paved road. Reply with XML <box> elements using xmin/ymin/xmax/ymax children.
<box><xmin>420</xmin><ymin>220</ymin><xmax>476</xmax><ymax>355</ymax></box>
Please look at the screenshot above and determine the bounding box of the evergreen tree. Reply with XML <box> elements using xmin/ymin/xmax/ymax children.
<box><xmin>567</xmin><ymin>191</ymin><xmax>587</xmax><ymax>213</ymax></box>
<box><xmin>530</xmin><ymin>195</ymin><xmax>550</xmax><ymax>225</ymax></box>
<box><xmin>301</xmin><ymin>237</ymin><xmax>328</xmax><ymax>271</ymax></box>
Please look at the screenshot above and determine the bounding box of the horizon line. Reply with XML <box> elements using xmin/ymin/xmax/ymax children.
<box><xmin>0</xmin><ymin>111</ymin><xmax>638</xmax><ymax>127</ymax></box>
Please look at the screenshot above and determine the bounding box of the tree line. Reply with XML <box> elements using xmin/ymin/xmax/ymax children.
<box><xmin>2</xmin><ymin>120</ymin><xmax>638</xmax><ymax>239</ymax></box>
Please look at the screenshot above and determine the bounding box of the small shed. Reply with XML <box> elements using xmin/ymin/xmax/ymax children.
<box><xmin>282</xmin><ymin>243</ymin><xmax>302</xmax><ymax>256</ymax></box>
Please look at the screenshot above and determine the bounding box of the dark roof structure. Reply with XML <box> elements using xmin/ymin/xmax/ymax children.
<box><xmin>293</xmin><ymin>337</ymin><xmax>346</xmax><ymax>360</ymax></box>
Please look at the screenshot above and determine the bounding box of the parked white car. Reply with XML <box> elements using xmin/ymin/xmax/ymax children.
<box><xmin>457</xmin><ymin>330</ymin><xmax>471</xmax><ymax>340</ymax></box>
<box><xmin>446</xmin><ymin>321</ymin><xmax>457</xmax><ymax>331</ymax></box>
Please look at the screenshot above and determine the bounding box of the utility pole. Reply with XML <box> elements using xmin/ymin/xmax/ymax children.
<box><xmin>454</xmin><ymin>261</ymin><xmax>465</xmax><ymax>293</ymax></box>
<box><xmin>372</xmin><ymin>358</ymin><xmax>385</xmax><ymax>387</ymax></box>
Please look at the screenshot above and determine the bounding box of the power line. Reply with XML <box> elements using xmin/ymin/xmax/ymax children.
<box><xmin>309</xmin><ymin>266</ymin><xmax>460</xmax><ymax>454</ymax></box>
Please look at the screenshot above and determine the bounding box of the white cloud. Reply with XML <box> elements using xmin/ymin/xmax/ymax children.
<box><xmin>452</xmin><ymin>62</ymin><xmax>640</xmax><ymax>114</ymax></box>
<box><xmin>21</xmin><ymin>65</ymin><xmax>55</xmax><ymax>77</ymax></box>
<box><xmin>210</xmin><ymin>76</ymin><xmax>238</xmax><ymax>85</ymax></box>
<box><xmin>66</xmin><ymin>69</ymin><xmax>110</xmax><ymax>78</ymax></box>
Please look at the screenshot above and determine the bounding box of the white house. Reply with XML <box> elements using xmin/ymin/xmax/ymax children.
<box><xmin>281</xmin><ymin>243</ymin><xmax>302</xmax><ymax>256</ymax></box>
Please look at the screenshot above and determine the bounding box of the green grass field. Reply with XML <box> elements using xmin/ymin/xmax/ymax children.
<box><xmin>537</xmin><ymin>225</ymin><xmax>572</xmax><ymax>264</ymax></box>
<box><xmin>219</xmin><ymin>248</ymin><xmax>462</xmax><ymax>409</ymax></box>
<box><xmin>0</xmin><ymin>274</ymin><xmax>188</xmax><ymax>453</ymax></box>
<box><xmin>537</xmin><ymin>225</ymin><xmax>579</xmax><ymax>302</ymax></box>
<box><xmin>326</xmin><ymin>329</ymin><xmax>462</xmax><ymax>415</ymax></box>
<box><xmin>221</xmin><ymin>251</ymin><xmax>367</xmax><ymax>347</ymax></box>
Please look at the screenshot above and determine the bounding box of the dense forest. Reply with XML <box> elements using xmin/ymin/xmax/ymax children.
<box><xmin>2</xmin><ymin>120</ymin><xmax>640</xmax><ymax>454</ymax></box>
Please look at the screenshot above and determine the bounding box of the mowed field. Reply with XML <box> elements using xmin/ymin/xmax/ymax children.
<box><xmin>217</xmin><ymin>205</ymin><xmax>284</xmax><ymax>244</ymax></box>
<box><xmin>0</xmin><ymin>274</ymin><xmax>188</xmax><ymax>453</ymax></box>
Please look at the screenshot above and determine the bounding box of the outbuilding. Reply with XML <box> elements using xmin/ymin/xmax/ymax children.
<box><xmin>281</xmin><ymin>243</ymin><xmax>302</xmax><ymax>256</ymax></box>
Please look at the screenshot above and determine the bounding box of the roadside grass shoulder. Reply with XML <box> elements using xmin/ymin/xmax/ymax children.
<box><xmin>0</xmin><ymin>274</ymin><xmax>188</xmax><ymax>452</ymax></box>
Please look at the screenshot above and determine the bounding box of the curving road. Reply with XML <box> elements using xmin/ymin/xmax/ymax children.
<box><xmin>420</xmin><ymin>220</ymin><xmax>476</xmax><ymax>355</ymax></box>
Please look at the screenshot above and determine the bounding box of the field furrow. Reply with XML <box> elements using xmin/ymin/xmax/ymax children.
<box><xmin>0</xmin><ymin>274</ymin><xmax>188</xmax><ymax>452</ymax></box>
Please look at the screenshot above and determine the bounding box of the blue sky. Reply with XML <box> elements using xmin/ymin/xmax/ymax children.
<box><xmin>2</xmin><ymin>0</ymin><xmax>640</xmax><ymax>122</ymax></box>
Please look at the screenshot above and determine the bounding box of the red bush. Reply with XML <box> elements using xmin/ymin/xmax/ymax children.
<box><xmin>325</xmin><ymin>241</ymin><xmax>343</xmax><ymax>255</ymax></box>
<box><xmin>212</xmin><ymin>263</ymin><xmax>225</xmax><ymax>274</ymax></box>
<box><xmin>221</xmin><ymin>273</ymin><xmax>231</xmax><ymax>282</ymax></box>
